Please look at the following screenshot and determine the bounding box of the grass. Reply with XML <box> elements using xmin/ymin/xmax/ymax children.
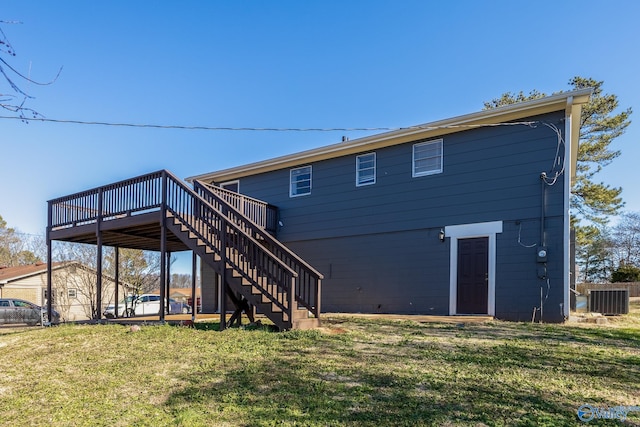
<box><xmin>0</xmin><ymin>304</ymin><xmax>639</xmax><ymax>427</ymax></box>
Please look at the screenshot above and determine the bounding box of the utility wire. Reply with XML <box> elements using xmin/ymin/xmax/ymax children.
<box><xmin>0</xmin><ymin>114</ymin><xmax>538</xmax><ymax>133</ymax></box>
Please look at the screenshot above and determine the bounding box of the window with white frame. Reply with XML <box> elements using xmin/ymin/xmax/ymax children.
<box><xmin>68</xmin><ymin>288</ymin><xmax>77</xmax><ymax>298</ymax></box>
<box><xmin>220</xmin><ymin>180</ymin><xmax>239</xmax><ymax>193</ymax></box>
<box><xmin>290</xmin><ymin>165</ymin><xmax>312</xmax><ymax>197</ymax></box>
<box><xmin>413</xmin><ymin>139</ymin><xmax>443</xmax><ymax>177</ymax></box>
<box><xmin>356</xmin><ymin>153</ymin><xmax>376</xmax><ymax>186</ymax></box>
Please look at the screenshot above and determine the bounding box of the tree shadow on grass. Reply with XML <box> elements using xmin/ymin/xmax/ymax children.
<box><xmin>161</xmin><ymin>347</ymin><xmax>595</xmax><ymax>426</ymax></box>
<box><xmin>164</xmin><ymin>359</ymin><xmax>458</xmax><ymax>426</ymax></box>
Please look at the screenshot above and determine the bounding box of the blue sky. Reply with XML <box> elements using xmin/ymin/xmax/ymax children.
<box><xmin>1</xmin><ymin>1</ymin><xmax>639</xmax><ymax>272</ymax></box>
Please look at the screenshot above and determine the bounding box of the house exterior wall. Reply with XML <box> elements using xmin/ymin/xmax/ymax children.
<box><xmin>214</xmin><ymin>111</ymin><xmax>569</xmax><ymax>322</ymax></box>
<box><xmin>1</xmin><ymin>275</ymin><xmax>42</xmax><ymax>305</ymax></box>
<box><xmin>55</xmin><ymin>269</ymin><xmax>121</xmax><ymax>321</ymax></box>
<box><xmin>200</xmin><ymin>261</ymin><xmax>219</xmax><ymax>313</ymax></box>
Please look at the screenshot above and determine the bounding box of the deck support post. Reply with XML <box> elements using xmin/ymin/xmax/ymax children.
<box><xmin>219</xmin><ymin>218</ymin><xmax>227</xmax><ymax>331</ymax></box>
<box><xmin>96</xmin><ymin>188</ymin><xmax>103</xmax><ymax>321</ymax></box>
<box><xmin>166</xmin><ymin>251</ymin><xmax>172</xmax><ymax>316</ymax></box>
<box><xmin>159</xmin><ymin>171</ymin><xmax>167</xmax><ymax>323</ymax></box>
<box><xmin>114</xmin><ymin>247</ymin><xmax>120</xmax><ymax>318</ymax></box>
<box><xmin>46</xmin><ymin>202</ymin><xmax>53</xmax><ymax>323</ymax></box>
<box><xmin>191</xmin><ymin>252</ymin><xmax>197</xmax><ymax>322</ymax></box>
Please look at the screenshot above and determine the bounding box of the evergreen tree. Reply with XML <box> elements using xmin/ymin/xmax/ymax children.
<box><xmin>484</xmin><ymin>77</ymin><xmax>631</xmax><ymax>227</ymax></box>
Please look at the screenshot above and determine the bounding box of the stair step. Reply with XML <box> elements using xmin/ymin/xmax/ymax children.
<box><xmin>292</xmin><ymin>317</ymin><xmax>321</xmax><ymax>330</ymax></box>
<box><xmin>166</xmin><ymin>205</ymin><xmax>319</xmax><ymax>331</ymax></box>
<box><xmin>291</xmin><ymin>309</ymin><xmax>312</xmax><ymax>320</ymax></box>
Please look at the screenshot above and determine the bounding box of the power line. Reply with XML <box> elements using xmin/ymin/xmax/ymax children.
<box><xmin>0</xmin><ymin>114</ymin><xmax>538</xmax><ymax>133</ymax></box>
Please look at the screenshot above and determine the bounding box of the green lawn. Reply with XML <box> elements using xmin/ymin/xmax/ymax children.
<box><xmin>1</xmin><ymin>304</ymin><xmax>639</xmax><ymax>427</ymax></box>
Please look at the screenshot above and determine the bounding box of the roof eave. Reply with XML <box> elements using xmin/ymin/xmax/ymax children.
<box><xmin>187</xmin><ymin>88</ymin><xmax>593</xmax><ymax>183</ymax></box>
<box><xmin>0</xmin><ymin>262</ymin><xmax>69</xmax><ymax>284</ymax></box>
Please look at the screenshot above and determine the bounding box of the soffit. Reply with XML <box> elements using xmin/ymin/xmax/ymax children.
<box><xmin>187</xmin><ymin>88</ymin><xmax>592</xmax><ymax>183</ymax></box>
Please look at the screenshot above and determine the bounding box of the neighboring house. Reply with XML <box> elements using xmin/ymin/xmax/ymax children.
<box><xmin>0</xmin><ymin>261</ymin><xmax>128</xmax><ymax>321</ymax></box>
<box><xmin>188</xmin><ymin>89</ymin><xmax>592</xmax><ymax>323</ymax></box>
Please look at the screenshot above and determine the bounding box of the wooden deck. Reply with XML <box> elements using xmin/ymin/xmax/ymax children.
<box><xmin>46</xmin><ymin>170</ymin><xmax>321</xmax><ymax>330</ymax></box>
<box><xmin>49</xmin><ymin>211</ymin><xmax>190</xmax><ymax>252</ymax></box>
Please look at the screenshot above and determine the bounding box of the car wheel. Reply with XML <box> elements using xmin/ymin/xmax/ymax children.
<box><xmin>182</xmin><ymin>306</ymin><xmax>189</xmax><ymax>314</ymax></box>
<box><xmin>126</xmin><ymin>308</ymin><xmax>134</xmax><ymax>317</ymax></box>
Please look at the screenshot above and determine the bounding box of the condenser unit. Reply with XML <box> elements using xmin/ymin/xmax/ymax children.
<box><xmin>589</xmin><ymin>289</ymin><xmax>630</xmax><ymax>315</ymax></box>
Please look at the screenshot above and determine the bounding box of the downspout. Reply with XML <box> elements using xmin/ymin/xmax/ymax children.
<box><xmin>563</xmin><ymin>96</ymin><xmax>574</xmax><ymax>320</ymax></box>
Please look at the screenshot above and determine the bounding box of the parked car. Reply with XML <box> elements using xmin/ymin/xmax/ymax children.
<box><xmin>0</xmin><ymin>298</ymin><xmax>60</xmax><ymax>326</ymax></box>
<box><xmin>130</xmin><ymin>294</ymin><xmax>190</xmax><ymax>316</ymax></box>
<box><xmin>103</xmin><ymin>295</ymin><xmax>136</xmax><ymax>318</ymax></box>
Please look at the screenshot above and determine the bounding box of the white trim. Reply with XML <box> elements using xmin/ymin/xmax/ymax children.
<box><xmin>412</xmin><ymin>139</ymin><xmax>443</xmax><ymax>177</ymax></box>
<box><xmin>355</xmin><ymin>152</ymin><xmax>376</xmax><ymax>187</ymax></box>
<box><xmin>446</xmin><ymin>220</ymin><xmax>503</xmax><ymax>316</ymax></box>
<box><xmin>219</xmin><ymin>180</ymin><xmax>239</xmax><ymax>193</ymax></box>
<box><xmin>289</xmin><ymin>165</ymin><xmax>312</xmax><ymax>197</ymax></box>
<box><xmin>563</xmin><ymin>99</ymin><xmax>573</xmax><ymax>319</ymax></box>
<box><xmin>186</xmin><ymin>89</ymin><xmax>592</xmax><ymax>184</ymax></box>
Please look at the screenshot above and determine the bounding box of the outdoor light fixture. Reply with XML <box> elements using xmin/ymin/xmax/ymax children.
<box><xmin>439</xmin><ymin>229</ymin><xmax>445</xmax><ymax>242</ymax></box>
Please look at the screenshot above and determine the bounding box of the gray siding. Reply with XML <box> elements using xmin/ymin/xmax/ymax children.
<box><xmin>224</xmin><ymin>111</ymin><xmax>568</xmax><ymax>322</ymax></box>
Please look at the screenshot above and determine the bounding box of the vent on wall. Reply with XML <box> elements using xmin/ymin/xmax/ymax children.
<box><xmin>589</xmin><ymin>289</ymin><xmax>630</xmax><ymax>315</ymax></box>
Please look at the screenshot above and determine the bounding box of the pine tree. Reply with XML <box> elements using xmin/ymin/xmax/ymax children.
<box><xmin>484</xmin><ymin>77</ymin><xmax>631</xmax><ymax>226</ymax></box>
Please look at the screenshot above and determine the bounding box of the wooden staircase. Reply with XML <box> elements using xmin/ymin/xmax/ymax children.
<box><xmin>47</xmin><ymin>170</ymin><xmax>321</xmax><ymax>330</ymax></box>
<box><xmin>163</xmin><ymin>174</ymin><xmax>323</xmax><ymax>330</ymax></box>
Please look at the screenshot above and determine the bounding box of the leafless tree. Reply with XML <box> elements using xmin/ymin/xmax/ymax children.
<box><xmin>0</xmin><ymin>20</ymin><xmax>60</xmax><ymax>118</ymax></box>
<box><xmin>610</xmin><ymin>212</ymin><xmax>640</xmax><ymax>268</ymax></box>
<box><xmin>0</xmin><ymin>214</ymin><xmax>42</xmax><ymax>266</ymax></box>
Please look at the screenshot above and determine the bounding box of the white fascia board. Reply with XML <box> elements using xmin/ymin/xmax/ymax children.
<box><xmin>187</xmin><ymin>88</ymin><xmax>593</xmax><ymax>183</ymax></box>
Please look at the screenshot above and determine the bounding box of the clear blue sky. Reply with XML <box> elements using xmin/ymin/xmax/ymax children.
<box><xmin>2</xmin><ymin>1</ymin><xmax>639</xmax><ymax>272</ymax></box>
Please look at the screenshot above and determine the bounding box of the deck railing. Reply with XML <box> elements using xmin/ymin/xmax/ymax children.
<box><xmin>194</xmin><ymin>180</ymin><xmax>323</xmax><ymax>317</ymax></box>
<box><xmin>164</xmin><ymin>172</ymin><xmax>297</xmax><ymax>316</ymax></box>
<box><xmin>198</xmin><ymin>183</ymin><xmax>278</xmax><ymax>234</ymax></box>
<box><xmin>48</xmin><ymin>171</ymin><xmax>164</xmax><ymax>229</ymax></box>
<box><xmin>48</xmin><ymin>170</ymin><xmax>320</xmax><ymax>324</ymax></box>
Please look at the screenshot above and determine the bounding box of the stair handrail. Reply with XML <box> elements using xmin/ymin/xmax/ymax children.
<box><xmin>194</xmin><ymin>180</ymin><xmax>323</xmax><ymax>317</ymax></box>
<box><xmin>48</xmin><ymin>169</ymin><xmax>303</xmax><ymax>327</ymax></box>
<box><xmin>195</xmin><ymin>181</ymin><xmax>322</xmax><ymax>277</ymax></box>
<box><xmin>163</xmin><ymin>171</ymin><xmax>299</xmax><ymax>315</ymax></box>
<box><xmin>202</xmin><ymin>184</ymin><xmax>278</xmax><ymax>232</ymax></box>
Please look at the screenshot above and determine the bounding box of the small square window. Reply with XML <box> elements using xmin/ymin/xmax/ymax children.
<box><xmin>290</xmin><ymin>166</ymin><xmax>312</xmax><ymax>197</ymax></box>
<box><xmin>68</xmin><ymin>288</ymin><xmax>77</xmax><ymax>298</ymax></box>
<box><xmin>356</xmin><ymin>153</ymin><xmax>376</xmax><ymax>186</ymax></box>
<box><xmin>413</xmin><ymin>139</ymin><xmax>443</xmax><ymax>177</ymax></box>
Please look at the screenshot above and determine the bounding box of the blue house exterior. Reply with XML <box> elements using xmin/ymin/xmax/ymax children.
<box><xmin>189</xmin><ymin>89</ymin><xmax>591</xmax><ymax>323</ymax></box>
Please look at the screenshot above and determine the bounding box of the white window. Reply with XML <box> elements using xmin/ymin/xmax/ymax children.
<box><xmin>356</xmin><ymin>153</ymin><xmax>376</xmax><ymax>186</ymax></box>
<box><xmin>290</xmin><ymin>166</ymin><xmax>312</xmax><ymax>197</ymax></box>
<box><xmin>220</xmin><ymin>180</ymin><xmax>239</xmax><ymax>193</ymax></box>
<box><xmin>413</xmin><ymin>139</ymin><xmax>443</xmax><ymax>177</ymax></box>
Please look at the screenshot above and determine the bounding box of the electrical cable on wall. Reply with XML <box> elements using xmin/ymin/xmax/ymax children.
<box><xmin>540</xmin><ymin>122</ymin><xmax>565</xmax><ymax>186</ymax></box>
<box><xmin>517</xmin><ymin>221</ymin><xmax>538</xmax><ymax>248</ymax></box>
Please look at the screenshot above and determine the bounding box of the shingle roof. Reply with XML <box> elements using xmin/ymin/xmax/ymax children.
<box><xmin>0</xmin><ymin>262</ymin><xmax>65</xmax><ymax>283</ymax></box>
